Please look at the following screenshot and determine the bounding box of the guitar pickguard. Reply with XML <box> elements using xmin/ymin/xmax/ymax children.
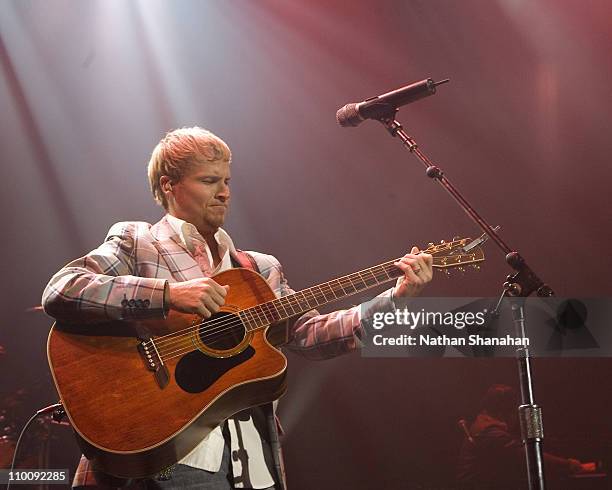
<box><xmin>174</xmin><ymin>347</ymin><xmax>256</xmax><ymax>394</ymax></box>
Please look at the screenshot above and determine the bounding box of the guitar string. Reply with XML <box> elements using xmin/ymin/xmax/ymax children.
<box><xmin>147</xmin><ymin>243</ymin><xmax>474</xmax><ymax>354</ymax></box>
<box><xmin>149</xmin><ymin>258</ymin><xmax>404</xmax><ymax>351</ymax></box>
<box><xmin>153</xmin><ymin>262</ymin><xmax>404</xmax><ymax>359</ymax></box>
<box><xmin>157</xmin><ymin>268</ymin><xmax>398</xmax><ymax>362</ymax></box>
<box><xmin>152</xmin><ymin>256</ymin><xmax>480</xmax><ymax>361</ymax></box>
<box><xmin>146</xmin><ymin>240</ymin><xmax>467</xmax><ymax>350</ymax></box>
<box><xmin>149</xmin><ymin>253</ymin><xmax>477</xmax><ymax>359</ymax></box>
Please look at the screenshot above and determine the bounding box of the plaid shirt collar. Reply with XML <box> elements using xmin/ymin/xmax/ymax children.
<box><xmin>163</xmin><ymin>213</ymin><xmax>236</xmax><ymax>259</ymax></box>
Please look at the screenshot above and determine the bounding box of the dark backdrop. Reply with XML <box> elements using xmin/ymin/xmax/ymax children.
<box><xmin>1</xmin><ymin>1</ymin><xmax>611</xmax><ymax>488</ymax></box>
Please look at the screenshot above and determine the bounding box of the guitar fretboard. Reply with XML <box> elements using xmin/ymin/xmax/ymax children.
<box><xmin>239</xmin><ymin>260</ymin><xmax>403</xmax><ymax>330</ymax></box>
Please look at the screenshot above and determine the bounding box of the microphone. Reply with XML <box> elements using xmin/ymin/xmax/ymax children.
<box><xmin>336</xmin><ymin>77</ymin><xmax>449</xmax><ymax>127</ymax></box>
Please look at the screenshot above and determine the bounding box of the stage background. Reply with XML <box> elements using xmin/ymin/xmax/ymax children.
<box><xmin>2</xmin><ymin>0</ymin><xmax>611</xmax><ymax>488</ymax></box>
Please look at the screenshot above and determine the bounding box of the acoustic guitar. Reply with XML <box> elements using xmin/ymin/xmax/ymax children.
<box><xmin>47</xmin><ymin>237</ymin><xmax>484</xmax><ymax>478</ymax></box>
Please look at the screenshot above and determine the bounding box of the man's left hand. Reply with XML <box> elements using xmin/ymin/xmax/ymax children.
<box><xmin>393</xmin><ymin>246</ymin><xmax>434</xmax><ymax>298</ymax></box>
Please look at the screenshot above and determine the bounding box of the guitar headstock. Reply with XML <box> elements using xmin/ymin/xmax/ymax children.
<box><xmin>422</xmin><ymin>237</ymin><xmax>485</xmax><ymax>273</ymax></box>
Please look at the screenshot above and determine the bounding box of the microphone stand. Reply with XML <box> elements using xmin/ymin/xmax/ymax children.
<box><xmin>375</xmin><ymin>100</ymin><xmax>552</xmax><ymax>490</ymax></box>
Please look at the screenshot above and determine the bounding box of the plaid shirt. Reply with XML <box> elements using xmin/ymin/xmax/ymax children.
<box><xmin>42</xmin><ymin>215</ymin><xmax>397</xmax><ymax>488</ymax></box>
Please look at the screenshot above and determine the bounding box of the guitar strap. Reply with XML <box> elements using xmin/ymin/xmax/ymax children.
<box><xmin>231</xmin><ymin>249</ymin><xmax>261</xmax><ymax>273</ymax></box>
<box><xmin>229</xmin><ymin>249</ymin><xmax>287</xmax><ymax>487</ymax></box>
<box><xmin>230</xmin><ymin>249</ymin><xmax>290</xmax><ymax>488</ymax></box>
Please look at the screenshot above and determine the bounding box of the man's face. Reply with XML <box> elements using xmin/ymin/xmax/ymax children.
<box><xmin>168</xmin><ymin>159</ymin><xmax>231</xmax><ymax>236</ymax></box>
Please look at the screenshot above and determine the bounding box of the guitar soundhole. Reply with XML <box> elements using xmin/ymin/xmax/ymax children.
<box><xmin>199</xmin><ymin>311</ymin><xmax>246</xmax><ymax>351</ymax></box>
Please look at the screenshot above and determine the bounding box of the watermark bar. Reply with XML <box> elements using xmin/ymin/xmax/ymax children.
<box><xmin>360</xmin><ymin>297</ymin><xmax>612</xmax><ymax>358</ymax></box>
<box><xmin>0</xmin><ymin>469</ymin><xmax>69</xmax><ymax>485</ymax></box>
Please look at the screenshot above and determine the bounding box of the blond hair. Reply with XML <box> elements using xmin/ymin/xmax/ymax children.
<box><xmin>147</xmin><ymin>127</ymin><xmax>231</xmax><ymax>209</ymax></box>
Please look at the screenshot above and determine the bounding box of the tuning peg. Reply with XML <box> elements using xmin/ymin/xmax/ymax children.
<box><xmin>458</xmin><ymin>267</ymin><xmax>465</xmax><ymax>273</ymax></box>
<box><xmin>443</xmin><ymin>269</ymin><xmax>451</xmax><ymax>276</ymax></box>
<box><xmin>440</xmin><ymin>240</ymin><xmax>445</xmax><ymax>244</ymax></box>
<box><xmin>472</xmin><ymin>265</ymin><xmax>480</xmax><ymax>270</ymax></box>
<box><xmin>428</xmin><ymin>242</ymin><xmax>434</xmax><ymax>247</ymax></box>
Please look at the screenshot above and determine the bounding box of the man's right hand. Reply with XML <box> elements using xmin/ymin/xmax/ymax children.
<box><xmin>166</xmin><ymin>278</ymin><xmax>229</xmax><ymax>318</ymax></box>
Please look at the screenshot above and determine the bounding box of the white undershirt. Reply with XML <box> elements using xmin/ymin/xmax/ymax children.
<box><xmin>166</xmin><ymin>214</ymin><xmax>275</xmax><ymax>489</ymax></box>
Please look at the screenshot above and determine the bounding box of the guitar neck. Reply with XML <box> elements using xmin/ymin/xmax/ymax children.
<box><xmin>240</xmin><ymin>237</ymin><xmax>485</xmax><ymax>331</ymax></box>
<box><xmin>241</xmin><ymin>259</ymin><xmax>404</xmax><ymax>330</ymax></box>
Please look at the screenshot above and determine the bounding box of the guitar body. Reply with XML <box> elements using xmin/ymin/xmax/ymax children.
<box><xmin>47</xmin><ymin>268</ymin><xmax>288</xmax><ymax>478</ymax></box>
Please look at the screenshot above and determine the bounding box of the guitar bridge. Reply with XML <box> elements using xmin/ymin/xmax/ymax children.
<box><xmin>138</xmin><ymin>338</ymin><xmax>169</xmax><ymax>389</ymax></box>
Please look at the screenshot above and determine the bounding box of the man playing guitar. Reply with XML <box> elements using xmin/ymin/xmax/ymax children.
<box><xmin>43</xmin><ymin>127</ymin><xmax>433</xmax><ymax>489</ymax></box>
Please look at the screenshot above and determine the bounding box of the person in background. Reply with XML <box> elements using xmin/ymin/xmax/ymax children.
<box><xmin>457</xmin><ymin>384</ymin><xmax>594</xmax><ymax>489</ymax></box>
